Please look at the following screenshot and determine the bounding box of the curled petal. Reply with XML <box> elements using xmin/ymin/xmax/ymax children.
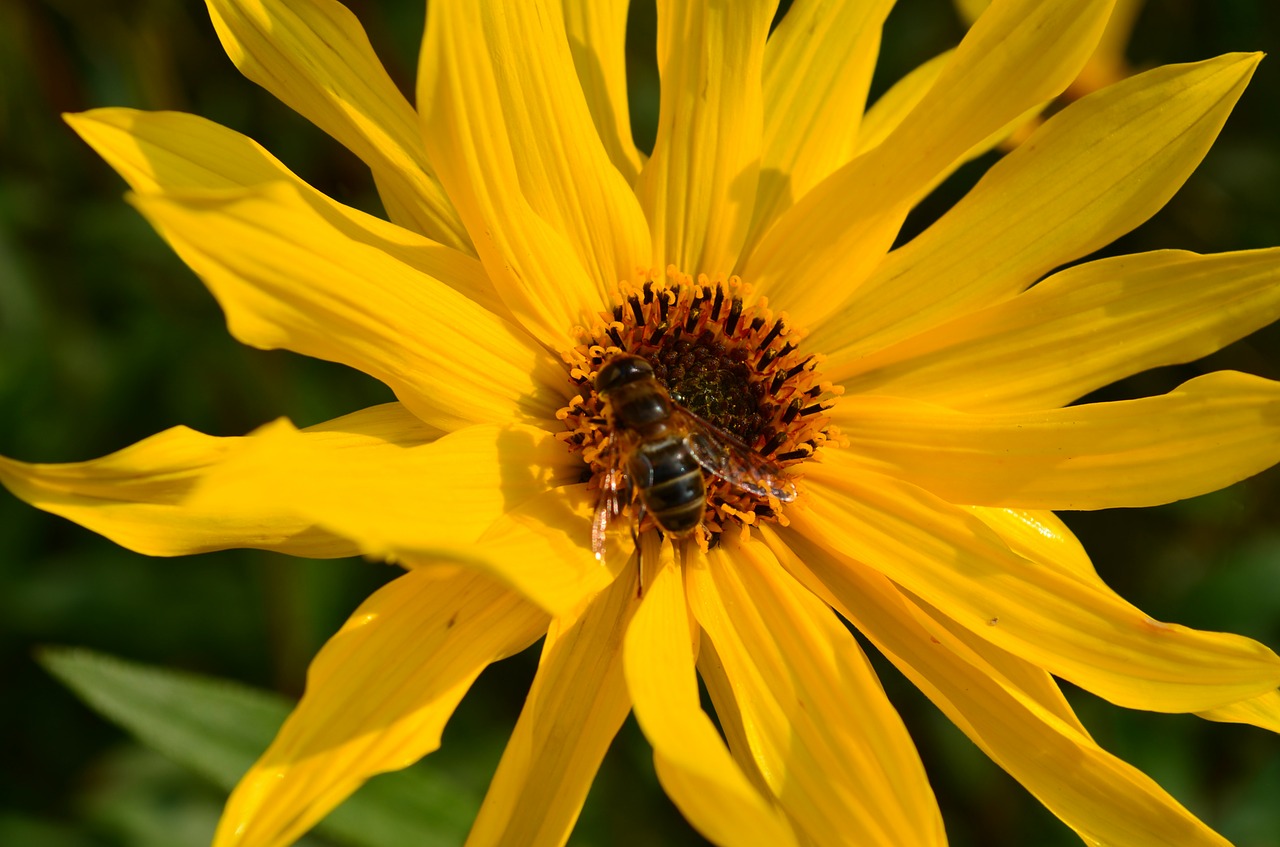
<box><xmin>130</xmin><ymin>182</ymin><xmax>568</xmax><ymax>432</ymax></box>
<box><xmin>67</xmin><ymin>108</ymin><xmax>505</xmax><ymax>316</ymax></box>
<box><xmin>419</xmin><ymin>0</ymin><xmax>651</xmax><ymax>344</ymax></box>
<box><xmin>190</xmin><ymin>420</ymin><xmax>608</xmax><ymax>615</ymax></box>
<box><xmin>815</xmin><ymin>53</ymin><xmax>1261</xmax><ymax>360</ymax></box>
<box><xmin>624</xmin><ymin>540</ymin><xmax>800</xmax><ymax>847</ymax></box>
<box><xmin>636</xmin><ymin>0</ymin><xmax>776</xmax><ymax>275</ymax></box>
<box><xmin>688</xmin><ymin>535</ymin><xmax>944</xmax><ymax>847</ymax></box>
<box><xmin>834</xmin><ymin>371</ymin><xmax>1280</xmax><ymax>509</ymax></box>
<box><xmin>0</xmin><ymin>403</ymin><xmax>433</xmax><ymax>557</ymax></box>
<box><xmin>467</xmin><ymin>558</ymin><xmax>638</xmax><ymax>847</ymax></box>
<box><xmin>794</xmin><ymin>454</ymin><xmax>1280</xmax><ymax>711</ymax></box>
<box><xmin>743</xmin><ymin>0</ymin><xmax>893</xmax><ymax>253</ymax></box>
<box><xmin>766</xmin><ymin>527</ymin><xmax>1234</xmax><ymax>847</ymax></box>
<box><xmin>745</xmin><ymin>0</ymin><xmax>1113</xmax><ymax>329</ymax></box>
<box><xmin>831</xmin><ymin>248</ymin><xmax>1280</xmax><ymax>411</ymax></box>
<box><xmin>205</xmin><ymin>0</ymin><xmax>470</xmax><ymax>250</ymax></box>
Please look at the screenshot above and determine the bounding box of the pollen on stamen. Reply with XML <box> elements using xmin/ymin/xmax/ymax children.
<box><xmin>556</xmin><ymin>267</ymin><xmax>844</xmax><ymax>542</ymax></box>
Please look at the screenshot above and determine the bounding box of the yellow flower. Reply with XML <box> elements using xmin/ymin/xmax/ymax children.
<box><xmin>3</xmin><ymin>1</ymin><xmax>1280</xmax><ymax>845</ymax></box>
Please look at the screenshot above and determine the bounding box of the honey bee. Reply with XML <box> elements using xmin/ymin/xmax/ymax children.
<box><xmin>591</xmin><ymin>353</ymin><xmax>797</xmax><ymax>561</ymax></box>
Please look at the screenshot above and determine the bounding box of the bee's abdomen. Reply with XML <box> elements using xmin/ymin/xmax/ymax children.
<box><xmin>634</xmin><ymin>438</ymin><xmax>705</xmax><ymax>536</ymax></box>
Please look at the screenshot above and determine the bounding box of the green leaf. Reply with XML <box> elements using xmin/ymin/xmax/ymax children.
<box><xmin>38</xmin><ymin>647</ymin><xmax>479</xmax><ymax>847</ymax></box>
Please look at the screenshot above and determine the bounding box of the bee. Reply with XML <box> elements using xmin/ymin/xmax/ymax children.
<box><xmin>591</xmin><ymin>353</ymin><xmax>797</xmax><ymax>561</ymax></box>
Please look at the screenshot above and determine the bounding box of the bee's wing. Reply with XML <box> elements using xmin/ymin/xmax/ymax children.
<box><xmin>679</xmin><ymin>409</ymin><xmax>798</xmax><ymax>503</ymax></box>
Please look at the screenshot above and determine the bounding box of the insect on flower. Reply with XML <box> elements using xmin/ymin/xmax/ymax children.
<box><xmin>590</xmin><ymin>353</ymin><xmax>797</xmax><ymax>562</ymax></box>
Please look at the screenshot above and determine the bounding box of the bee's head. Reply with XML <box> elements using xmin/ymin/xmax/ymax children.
<box><xmin>594</xmin><ymin>354</ymin><xmax>653</xmax><ymax>397</ymax></box>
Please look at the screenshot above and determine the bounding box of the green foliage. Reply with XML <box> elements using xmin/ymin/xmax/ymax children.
<box><xmin>39</xmin><ymin>648</ymin><xmax>478</xmax><ymax>847</ymax></box>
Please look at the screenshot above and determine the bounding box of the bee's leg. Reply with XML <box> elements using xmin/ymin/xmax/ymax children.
<box><xmin>629</xmin><ymin>499</ymin><xmax>647</xmax><ymax>597</ymax></box>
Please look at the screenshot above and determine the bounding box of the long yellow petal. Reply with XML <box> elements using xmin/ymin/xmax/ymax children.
<box><xmin>744</xmin><ymin>0</ymin><xmax>1113</xmax><ymax>329</ymax></box>
<box><xmin>835</xmin><ymin>371</ymin><xmax>1280</xmax><ymax>509</ymax></box>
<box><xmin>743</xmin><ymin>0</ymin><xmax>894</xmax><ymax>254</ymax></box>
<box><xmin>129</xmin><ymin>181</ymin><xmax>567</xmax><ymax>432</ymax></box>
<box><xmin>688</xmin><ymin>535</ymin><xmax>944</xmax><ymax>847</ymax></box>
<box><xmin>190</xmin><ymin>420</ymin><xmax>608</xmax><ymax>615</ymax></box>
<box><xmin>418</xmin><ymin>0</ymin><xmax>651</xmax><ymax>345</ymax></box>
<box><xmin>624</xmin><ymin>541</ymin><xmax>800</xmax><ymax>847</ymax></box>
<box><xmin>467</xmin><ymin>560</ymin><xmax>638</xmax><ymax>847</ymax></box>
<box><xmin>635</xmin><ymin>0</ymin><xmax>776</xmax><ymax>276</ymax></box>
<box><xmin>814</xmin><ymin>53</ymin><xmax>1260</xmax><ymax>359</ymax></box>
<box><xmin>204</xmin><ymin>0</ymin><xmax>469</xmax><ymax>251</ymax></box>
<box><xmin>0</xmin><ymin>403</ymin><xmax>433</xmax><ymax>558</ymax></box>
<box><xmin>831</xmin><ymin>248</ymin><xmax>1280</xmax><ymax>410</ymax></box>
<box><xmin>1198</xmin><ymin>690</ymin><xmax>1280</xmax><ymax>734</ymax></box>
<box><xmin>794</xmin><ymin>454</ymin><xmax>1280</xmax><ymax>711</ymax></box>
<box><xmin>765</xmin><ymin>527</ymin><xmax>1233</xmax><ymax>847</ymax></box>
<box><xmin>66</xmin><ymin>108</ymin><xmax>506</xmax><ymax>317</ymax></box>
<box><xmin>972</xmin><ymin>507</ymin><xmax>1280</xmax><ymax>736</ymax></box>
<box><xmin>562</xmin><ymin>0</ymin><xmax>644</xmax><ymax>182</ymax></box>
<box><xmin>215</xmin><ymin>565</ymin><xmax>548</xmax><ymax>847</ymax></box>
<box><xmin>852</xmin><ymin>50</ymin><xmax>953</xmax><ymax>157</ymax></box>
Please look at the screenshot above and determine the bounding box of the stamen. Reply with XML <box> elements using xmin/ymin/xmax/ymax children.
<box><xmin>556</xmin><ymin>267</ymin><xmax>840</xmax><ymax>542</ymax></box>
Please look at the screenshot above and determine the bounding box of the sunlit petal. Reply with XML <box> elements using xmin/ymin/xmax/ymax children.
<box><xmin>815</xmin><ymin>53</ymin><xmax>1260</xmax><ymax>359</ymax></box>
<box><xmin>835</xmin><ymin>371</ymin><xmax>1280</xmax><ymax>509</ymax></box>
<box><xmin>67</xmin><ymin>108</ymin><xmax>506</xmax><ymax>317</ymax></box>
<box><xmin>204</xmin><ymin>0</ymin><xmax>469</xmax><ymax>250</ymax></box>
<box><xmin>765</xmin><ymin>527</ymin><xmax>1233</xmax><ymax>847</ymax></box>
<box><xmin>419</xmin><ymin>0</ymin><xmax>651</xmax><ymax>345</ymax></box>
<box><xmin>743</xmin><ymin>0</ymin><xmax>893</xmax><ymax>254</ymax></box>
<box><xmin>831</xmin><ymin>248</ymin><xmax>1280</xmax><ymax>410</ymax></box>
<box><xmin>563</xmin><ymin>0</ymin><xmax>645</xmax><ymax>182</ymax></box>
<box><xmin>793</xmin><ymin>454</ymin><xmax>1280</xmax><ymax>711</ymax></box>
<box><xmin>467</xmin><ymin>560</ymin><xmax>638</xmax><ymax>847</ymax></box>
<box><xmin>0</xmin><ymin>403</ymin><xmax>435</xmax><ymax>558</ymax></box>
<box><xmin>624</xmin><ymin>540</ymin><xmax>800</xmax><ymax>847</ymax></box>
<box><xmin>130</xmin><ymin>182</ymin><xmax>567</xmax><ymax>432</ymax></box>
<box><xmin>216</xmin><ymin>565</ymin><xmax>548</xmax><ymax>847</ymax></box>
<box><xmin>190</xmin><ymin>420</ymin><xmax>608</xmax><ymax>615</ymax></box>
<box><xmin>688</xmin><ymin>535</ymin><xmax>944</xmax><ymax>847</ymax></box>
<box><xmin>635</xmin><ymin>0</ymin><xmax>776</xmax><ymax>276</ymax></box>
<box><xmin>744</xmin><ymin>0</ymin><xmax>1113</xmax><ymax>328</ymax></box>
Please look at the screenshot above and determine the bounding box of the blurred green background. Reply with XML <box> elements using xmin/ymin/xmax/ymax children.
<box><xmin>1</xmin><ymin>0</ymin><xmax>1278</xmax><ymax>845</ymax></box>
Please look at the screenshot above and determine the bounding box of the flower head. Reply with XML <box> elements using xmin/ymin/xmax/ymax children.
<box><xmin>4</xmin><ymin>1</ymin><xmax>1280</xmax><ymax>846</ymax></box>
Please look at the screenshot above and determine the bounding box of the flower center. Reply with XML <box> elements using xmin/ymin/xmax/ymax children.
<box><xmin>557</xmin><ymin>268</ymin><xmax>842</xmax><ymax>541</ymax></box>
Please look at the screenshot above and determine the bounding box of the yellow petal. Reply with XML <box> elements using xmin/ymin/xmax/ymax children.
<box><xmin>204</xmin><ymin>0</ymin><xmax>470</xmax><ymax>251</ymax></box>
<box><xmin>957</xmin><ymin>0</ymin><xmax>1144</xmax><ymax>94</ymax></box>
<box><xmin>418</xmin><ymin>0</ymin><xmax>651</xmax><ymax>345</ymax></box>
<box><xmin>793</xmin><ymin>454</ymin><xmax>1280</xmax><ymax>711</ymax></box>
<box><xmin>970</xmin><ymin>507</ymin><xmax>1280</xmax><ymax>737</ymax></box>
<box><xmin>765</xmin><ymin>527</ymin><xmax>1234</xmax><ymax>847</ymax></box>
<box><xmin>687</xmin><ymin>535</ymin><xmax>944</xmax><ymax>847</ymax></box>
<box><xmin>129</xmin><ymin>181</ymin><xmax>567</xmax><ymax>432</ymax></box>
<box><xmin>743</xmin><ymin>0</ymin><xmax>894</xmax><ymax>254</ymax></box>
<box><xmin>634</xmin><ymin>0</ymin><xmax>775</xmax><ymax>276</ymax></box>
<box><xmin>466</xmin><ymin>559</ymin><xmax>638</xmax><ymax>847</ymax></box>
<box><xmin>852</xmin><ymin>50</ymin><xmax>953</xmax><ymax>157</ymax></box>
<box><xmin>192</xmin><ymin>420</ymin><xmax>608</xmax><ymax>615</ymax></box>
<box><xmin>562</xmin><ymin>0</ymin><xmax>644</xmax><ymax>182</ymax></box>
<box><xmin>1197</xmin><ymin>690</ymin><xmax>1280</xmax><ymax>734</ymax></box>
<box><xmin>835</xmin><ymin>371</ymin><xmax>1280</xmax><ymax>509</ymax></box>
<box><xmin>744</xmin><ymin>0</ymin><xmax>1113</xmax><ymax>329</ymax></box>
<box><xmin>831</xmin><ymin>248</ymin><xmax>1280</xmax><ymax>411</ymax></box>
<box><xmin>0</xmin><ymin>403</ymin><xmax>437</xmax><ymax>558</ymax></box>
<box><xmin>66</xmin><ymin>108</ymin><xmax>506</xmax><ymax>317</ymax></box>
<box><xmin>624</xmin><ymin>540</ymin><xmax>800</xmax><ymax>847</ymax></box>
<box><xmin>814</xmin><ymin>53</ymin><xmax>1261</xmax><ymax>360</ymax></box>
<box><xmin>215</xmin><ymin>565</ymin><xmax>548</xmax><ymax>847</ymax></box>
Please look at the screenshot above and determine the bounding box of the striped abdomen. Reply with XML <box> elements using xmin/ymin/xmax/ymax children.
<box><xmin>629</xmin><ymin>434</ymin><xmax>705</xmax><ymax>537</ymax></box>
